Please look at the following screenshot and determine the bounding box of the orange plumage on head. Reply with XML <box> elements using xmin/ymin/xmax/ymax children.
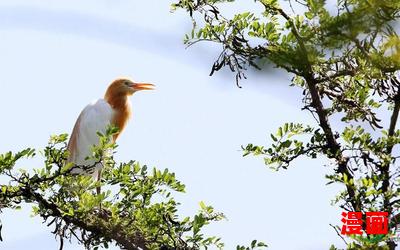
<box><xmin>104</xmin><ymin>78</ymin><xmax>155</xmax><ymax>140</ymax></box>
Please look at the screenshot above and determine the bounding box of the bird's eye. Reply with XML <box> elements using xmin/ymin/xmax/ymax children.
<box><xmin>124</xmin><ymin>81</ymin><xmax>130</xmax><ymax>86</ymax></box>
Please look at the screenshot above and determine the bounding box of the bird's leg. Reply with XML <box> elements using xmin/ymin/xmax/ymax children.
<box><xmin>96</xmin><ymin>169</ymin><xmax>101</xmax><ymax>195</ymax></box>
<box><xmin>96</xmin><ymin>169</ymin><xmax>103</xmax><ymax>211</ymax></box>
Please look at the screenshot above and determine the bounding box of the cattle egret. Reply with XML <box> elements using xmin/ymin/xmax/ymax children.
<box><xmin>67</xmin><ymin>78</ymin><xmax>155</xmax><ymax>192</ymax></box>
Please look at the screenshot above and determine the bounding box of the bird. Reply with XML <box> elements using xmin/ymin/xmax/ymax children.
<box><xmin>66</xmin><ymin>78</ymin><xmax>155</xmax><ymax>193</ymax></box>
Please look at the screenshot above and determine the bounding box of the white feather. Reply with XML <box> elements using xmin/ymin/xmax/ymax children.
<box><xmin>68</xmin><ymin>99</ymin><xmax>114</xmax><ymax>177</ymax></box>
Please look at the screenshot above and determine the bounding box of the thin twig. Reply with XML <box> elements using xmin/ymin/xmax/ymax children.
<box><xmin>329</xmin><ymin>223</ymin><xmax>348</xmax><ymax>245</ymax></box>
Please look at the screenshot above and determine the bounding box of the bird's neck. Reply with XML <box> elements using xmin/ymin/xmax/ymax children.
<box><xmin>104</xmin><ymin>94</ymin><xmax>132</xmax><ymax>140</ymax></box>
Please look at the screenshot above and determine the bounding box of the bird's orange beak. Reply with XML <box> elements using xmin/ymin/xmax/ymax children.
<box><xmin>131</xmin><ymin>83</ymin><xmax>155</xmax><ymax>91</ymax></box>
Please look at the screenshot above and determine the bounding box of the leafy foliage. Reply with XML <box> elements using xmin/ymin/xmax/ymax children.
<box><xmin>0</xmin><ymin>128</ymin><xmax>236</xmax><ymax>250</ymax></box>
<box><xmin>243</xmin><ymin>123</ymin><xmax>319</xmax><ymax>170</ymax></box>
<box><xmin>173</xmin><ymin>0</ymin><xmax>400</xmax><ymax>249</ymax></box>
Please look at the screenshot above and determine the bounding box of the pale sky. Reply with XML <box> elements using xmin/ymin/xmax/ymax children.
<box><xmin>0</xmin><ymin>1</ymin><xmax>345</xmax><ymax>249</ymax></box>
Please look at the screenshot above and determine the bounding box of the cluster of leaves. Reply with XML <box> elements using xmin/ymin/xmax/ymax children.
<box><xmin>173</xmin><ymin>0</ymin><xmax>400</xmax><ymax>249</ymax></box>
<box><xmin>236</xmin><ymin>240</ymin><xmax>268</xmax><ymax>250</ymax></box>
<box><xmin>0</xmin><ymin>127</ymin><xmax>268</xmax><ymax>250</ymax></box>
<box><xmin>243</xmin><ymin>122</ymin><xmax>323</xmax><ymax>170</ymax></box>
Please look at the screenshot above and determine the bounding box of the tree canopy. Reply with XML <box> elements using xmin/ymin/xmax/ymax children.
<box><xmin>172</xmin><ymin>0</ymin><xmax>400</xmax><ymax>249</ymax></box>
<box><xmin>0</xmin><ymin>128</ymin><xmax>266</xmax><ymax>249</ymax></box>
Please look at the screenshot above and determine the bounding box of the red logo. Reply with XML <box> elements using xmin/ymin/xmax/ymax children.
<box><xmin>340</xmin><ymin>211</ymin><xmax>388</xmax><ymax>235</ymax></box>
<box><xmin>366</xmin><ymin>212</ymin><xmax>388</xmax><ymax>235</ymax></box>
<box><xmin>341</xmin><ymin>212</ymin><xmax>363</xmax><ymax>235</ymax></box>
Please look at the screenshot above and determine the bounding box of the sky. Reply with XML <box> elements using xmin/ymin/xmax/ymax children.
<box><xmin>0</xmin><ymin>1</ymin><xmax>346</xmax><ymax>249</ymax></box>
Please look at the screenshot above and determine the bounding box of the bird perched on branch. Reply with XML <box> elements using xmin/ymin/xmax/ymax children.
<box><xmin>67</xmin><ymin>78</ymin><xmax>155</xmax><ymax>192</ymax></box>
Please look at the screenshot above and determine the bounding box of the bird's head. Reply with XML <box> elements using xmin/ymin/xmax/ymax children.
<box><xmin>105</xmin><ymin>78</ymin><xmax>155</xmax><ymax>97</ymax></box>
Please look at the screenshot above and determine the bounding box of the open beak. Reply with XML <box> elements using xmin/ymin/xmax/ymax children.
<box><xmin>131</xmin><ymin>83</ymin><xmax>155</xmax><ymax>91</ymax></box>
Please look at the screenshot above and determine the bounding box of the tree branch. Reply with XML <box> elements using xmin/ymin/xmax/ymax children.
<box><xmin>387</xmin><ymin>93</ymin><xmax>400</xmax><ymax>153</ymax></box>
<box><xmin>261</xmin><ymin>3</ymin><xmax>360</xmax><ymax>211</ymax></box>
<box><xmin>315</xmin><ymin>70</ymin><xmax>356</xmax><ymax>83</ymax></box>
<box><xmin>22</xmin><ymin>186</ymin><xmax>147</xmax><ymax>250</ymax></box>
<box><xmin>381</xmin><ymin>91</ymin><xmax>400</xmax><ymax>221</ymax></box>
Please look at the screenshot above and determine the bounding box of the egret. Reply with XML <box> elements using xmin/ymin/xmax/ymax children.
<box><xmin>67</xmin><ymin>78</ymin><xmax>155</xmax><ymax>193</ymax></box>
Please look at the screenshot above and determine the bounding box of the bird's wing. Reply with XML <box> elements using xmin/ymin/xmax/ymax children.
<box><xmin>67</xmin><ymin>99</ymin><xmax>114</xmax><ymax>173</ymax></box>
